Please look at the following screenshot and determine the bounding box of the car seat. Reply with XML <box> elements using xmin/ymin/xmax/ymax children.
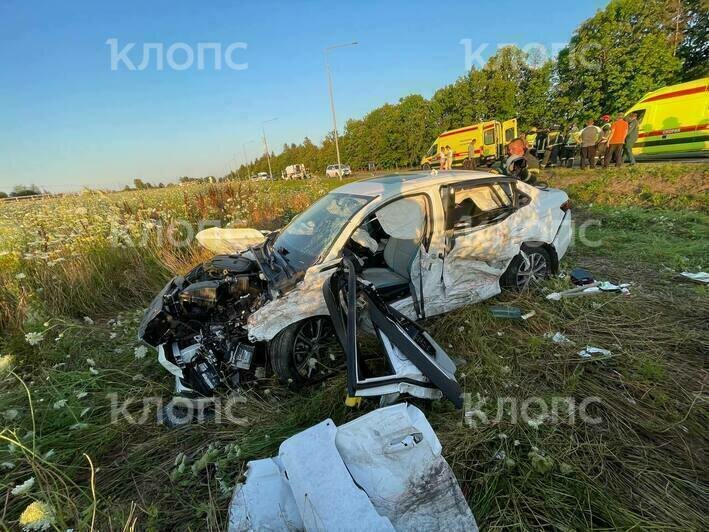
<box><xmin>361</xmin><ymin>237</ymin><xmax>420</xmax><ymax>290</ymax></box>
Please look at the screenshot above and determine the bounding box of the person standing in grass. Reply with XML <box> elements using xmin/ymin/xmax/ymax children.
<box><xmin>439</xmin><ymin>146</ymin><xmax>447</xmax><ymax>170</ymax></box>
<box><xmin>467</xmin><ymin>139</ymin><xmax>478</xmax><ymax>170</ymax></box>
<box><xmin>604</xmin><ymin>112</ymin><xmax>628</xmax><ymax>168</ymax></box>
<box><xmin>624</xmin><ymin>112</ymin><xmax>639</xmax><ymax>165</ymax></box>
<box><xmin>579</xmin><ymin>118</ymin><xmax>601</xmax><ymax>169</ymax></box>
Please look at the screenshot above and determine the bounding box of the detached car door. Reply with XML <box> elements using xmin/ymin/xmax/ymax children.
<box><xmin>438</xmin><ymin>178</ymin><xmax>525</xmax><ymax>310</ymax></box>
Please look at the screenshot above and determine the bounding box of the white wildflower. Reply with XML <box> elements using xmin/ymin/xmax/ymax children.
<box><xmin>25</xmin><ymin>332</ymin><xmax>44</xmax><ymax>346</ymax></box>
<box><xmin>498</xmin><ymin>432</ymin><xmax>508</xmax><ymax>440</ymax></box>
<box><xmin>3</xmin><ymin>409</ymin><xmax>19</xmax><ymax>421</ymax></box>
<box><xmin>19</xmin><ymin>500</ymin><xmax>56</xmax><ymax>531</ymax></box>
<box><xmin>52</xmin><ymin>399</ymin><xmax>67</xmax><ymax>410</ymax></box>
<box><xmin>83</xmin><ymin>316</ymin><xmax>94</xmax><ymax>325</ymax></box>
<box><xmin>11</xmin><ymin>476</ymin><xmax>35</xmax><ymax>496</ymax></box>
<box><xmin>1</xmin><ymin>461</ymin><xmax>15</xmax><ymax>470</ymax></box>
<box><xmin>89</xmin><ymin>367</ymin><xmax>99</xmax><ymax>376</ymax></box>
<box><xmin>76</xmin><ymin>391</ymin><xmax>88</xmax><ymax>399</ymax></box>
<box><xmin>527</xmin><ymin>417</ymin><xmax>545</xmax><ymax>429</ymax></box>
<box><xmin>15</xmin><ymin>272</ymin><xmax>27</xmax><ymax>280</ymax></box>
<box><xmin>109</xmin><ymin>332</ymin><xmax>117</xmax><ymax>339</ymax></box>
<box><xmin>134</xmin><ymin>345</ymin><xmax>148</xmax><ymax>359</ymax></box>
<box><xmin>0</xmin><ymin>354</ymin><xmax>15</xmax><ymax>371</ymax></box>
<box><xmin>86</xmin><ymin>358</ymin><xmax>96</xmax><ymax>366</ymax></box>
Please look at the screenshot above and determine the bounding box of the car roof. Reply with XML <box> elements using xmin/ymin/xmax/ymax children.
<box><xmin>333</xmin><ymin>170</ymin><xmax>506</xmax><ymax>198</ymax></box>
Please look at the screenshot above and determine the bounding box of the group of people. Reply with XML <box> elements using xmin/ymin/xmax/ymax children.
<box><xmin>439</xmin><ymin>144</ymin><xmax>455</xmax><ymax>170</ymax></box>
<box><xmin>523</xmin><ymin>112</ymin><xmax>640</xmax><ymax>170</ymax></box>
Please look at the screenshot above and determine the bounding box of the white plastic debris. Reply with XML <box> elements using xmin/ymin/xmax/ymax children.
<box><xmin>547</xmin><ymin>280</ymin><xmax>630</xmax><ymax>300</ymax></box>
<box><xmin>577</xmin><ymin>346</ymin><xmax>611</xmax><ymax>358</ymax></box>
<box><xmin>545</xmin><ymin>332</ymin><xmax>573</xmax><ymax>345</ymax></box>
<box><xmin>228</xmin><ymin>403</ymin><xmax>477</xmax><ymax>532</ymax></box>
<box><xmin>680</xmin><ymin>271</ymin><xmax>709</xmax><ymax>284</ymax></box>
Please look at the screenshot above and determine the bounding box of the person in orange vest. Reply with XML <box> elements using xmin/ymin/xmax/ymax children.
<box><xmin>603</xmin><ymin>113</ymin><xmax>629</xmax><ymax>168</ymax></box>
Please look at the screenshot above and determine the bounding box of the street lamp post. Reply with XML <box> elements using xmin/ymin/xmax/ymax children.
<box><xmin>325</xmin><ymin>41</ymin><xmax>357</xmax><ymax>179</ymax></box>
<box><xmin>261</xmin><ymin>117</ymin><xmax>278</xmax><ymax>179</ymax></box>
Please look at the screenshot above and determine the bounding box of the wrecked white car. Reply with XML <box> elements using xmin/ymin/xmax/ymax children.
<box><xmin>138</xmin><ymin>171</ymin><xmax>571</xmax><ymax>403</ymax></box>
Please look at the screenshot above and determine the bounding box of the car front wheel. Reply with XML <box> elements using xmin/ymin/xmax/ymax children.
<box><xmin>268</xmin><ymin>317</ymin><xmax>343</xmax><ymax>387</ymax></box>
<box><xmin>501</xmin><ymin>245</ymin><xmax>552</xmax><ymax>290</ymax></box>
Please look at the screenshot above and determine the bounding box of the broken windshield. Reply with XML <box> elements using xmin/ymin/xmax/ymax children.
<box><xmin>274</xmin><ymin>192</ymin><xmax>372</xmax><ymax>270</ymax></box>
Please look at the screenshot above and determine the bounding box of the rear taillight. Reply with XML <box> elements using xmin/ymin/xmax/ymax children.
<box><xmin>560</xmin><ymin>200</ymin><xmax>572</xmax><ymax>212</ymax></box>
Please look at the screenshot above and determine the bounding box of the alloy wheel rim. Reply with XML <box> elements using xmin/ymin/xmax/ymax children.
<box><xmin>516</xmin><ymin>252</ymin><xmax>548</xmax><ymax>289</ymax></box>
<box><xmin>292</xmin><ymin>318</ymin><xmax>340</xmax><ymax>378</ymax></box>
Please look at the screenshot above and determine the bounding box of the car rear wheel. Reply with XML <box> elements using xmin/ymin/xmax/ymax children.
<box><xmin>268</xmin><ymin>317</ymin><xmax>343</xmax><ymax>387</ymax></box>
<box><xmin>422</xmin><ymin>163</ymin><xmax>431</xmax><ymax>171</ymax></box>
<box><xmin>501</xmin><ymin>245</ymin><xmax>551</xmax><ymax>291</ymax></box>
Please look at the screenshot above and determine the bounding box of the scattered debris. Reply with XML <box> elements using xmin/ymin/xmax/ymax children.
<box><xmin>680</xmin><ymin>271</ymin><xmax>709</xmax><ymax>284</ymax></box>
<box><xmin>577</xmin><ymin>346</ymin><xmax>612</xmax><ymax>358</ymax></box>
<box><xmin>489</xmin><ymin>306</ymin><xmax>535</xmax><ymax>320</ymax></box>
<box><xmin>570</xmin><ymin>268</ymin><xmax>595</xmax><ymax>285</ymax></box>
<box><xmin>228</xmin><ymin>403</ymin><xmax>477</xmax><ymax>531</ymax></box>
<box><xmin>547</xmin><ymin>280</ymin><xmax>630</xmax><ymax>300</ymax></box>
<box><xmin>545</xmin><ymin>332</ymin><xmax>573</xmax><ymax>344</ymax></box>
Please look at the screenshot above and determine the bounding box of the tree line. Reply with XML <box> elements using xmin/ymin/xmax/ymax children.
<box><xmin>231</xmin><ymin>0</ymin><xmax>706</xmax><ymax>178</ymax></box>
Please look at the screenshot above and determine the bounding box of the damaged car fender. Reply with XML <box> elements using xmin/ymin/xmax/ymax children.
<box><xmin>246</xmin><ymin>261</ymin><xmax>338</xmax><ymax>343</ymax></box>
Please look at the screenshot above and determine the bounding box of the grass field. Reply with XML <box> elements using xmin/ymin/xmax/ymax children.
<box><xmin>1</xmin><ymin>164</ymin><xmax>707</xmax><ymax>530</ymax></box>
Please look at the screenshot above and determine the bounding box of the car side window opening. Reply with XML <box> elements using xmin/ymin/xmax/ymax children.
<box><xmin>505</xmin><ymin>127</ymin><xmax>515</xmax><ymax>142</ymax></box>
<box><xmin>483</xmin><ymin>129</ymin><xmax>495</xmax><ymax>145</ymax></box>
<box><xmin>427</xmin><ymin>143</ymin><xmax>438</xmax><ymax>157</ymax></box>
<box><xmin>633</xmin><ymin>109</ymin><xmax>646</xmax><ymax>124</ymax></box>
<box><xmin>345</xmin><ymin>194</ymin><xmax>432</xmax><ymax>299</ymax></box>
<box><xmin>442</xmin><ymin>182</ymin><xmax>514</xmax><ymax>232</ymax></box>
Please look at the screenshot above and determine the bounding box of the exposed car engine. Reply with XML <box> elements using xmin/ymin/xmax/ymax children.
<box><xmin>138</xmin><ymin>253</ymin><xmax>267</xmax><ymax>395</ymax></box>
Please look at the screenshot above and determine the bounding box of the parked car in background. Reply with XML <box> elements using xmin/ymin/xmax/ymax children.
<box><xmin>252</xmin><ymin>172</ymin><xmax>272</xmax><ymax>181</ymax></box>
<box><xmin>282</xmin><ymin>164</ymin><xmax>311</xmax><ymax>180</ymax></box>
<box><xmin>326</xmin><ymin>164</ymin><xmax>352</xmax><ymax>177</ymax></box>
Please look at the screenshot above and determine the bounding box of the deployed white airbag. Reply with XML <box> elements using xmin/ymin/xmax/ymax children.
<box><xmin>228</xmin><ymin>403</ymin><xmax>477</xmax><ymax>532</ymax></box>
<box><xmin>195</xmin><ymin>227</ymin><xmax>266</xmax><ymax>254</ymax></box>
<box><xmin>377</xmin><ymin>197</ymin><xmax>426</xmax><ymax>240</ymax></box>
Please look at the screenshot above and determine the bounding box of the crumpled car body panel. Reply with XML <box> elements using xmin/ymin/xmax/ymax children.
<box><xmin>228</xmin><ymin>403</ymin><xmax>477</xmax><ymax>532</ymax></box>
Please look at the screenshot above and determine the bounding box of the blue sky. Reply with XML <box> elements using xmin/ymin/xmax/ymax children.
<box><xmin>0</xmin><ymin>0</ymin><xmax>608</xmax><ymax>192</ymax></box>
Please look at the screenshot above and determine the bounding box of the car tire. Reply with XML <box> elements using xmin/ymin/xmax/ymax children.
<box><xmin>422</xmin><ymin>163</ymin><xmax>431</xmax><ymax>171</ymax></box>
<box><xmin>268</xmin><ymin>316</ymin><xmax>342</xmax><ymax>387</ymax></box>
<box><xmin>501</xmin><ymin>245</ymin><xmax>552</xmax><ymax>291</ymax></box>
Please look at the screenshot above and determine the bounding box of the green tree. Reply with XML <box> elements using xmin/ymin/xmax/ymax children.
<box><xmin>676</xmin><ymin>0</ymin><xmax>709</xmax><ymax>80</ymax></box>
<box><xmin>556</xmin><ymin>0</ymin><xmax>683</xmax><ymax>116</ymax></box>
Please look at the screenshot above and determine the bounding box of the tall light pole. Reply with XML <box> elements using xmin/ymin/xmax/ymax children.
<box><xmin>261</xmin><ymin>117</ymin><xmax>278</xmax><ymax>178</ymax></box>
<box><xmin>325</xmin><ymin>41</ymin><xmax>358</xmax><ymax>179</ymax></box>
<box><xmin>242</xmin><ymin>140</ymin><xmax>255</xmax><ymax>179</ymax></box>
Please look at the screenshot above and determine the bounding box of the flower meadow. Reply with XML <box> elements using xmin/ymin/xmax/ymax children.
<box><xmin>0</xmin><ymin>178</ymin><xmax>343</xmax><ymax>530</ymax></box>
<box><xmin>0</xmin><ymin>179</ymin><xmax>340</xmax><ymax>335</ymax></box>
<box><xmin>1</xmin><ymin>166</ymin><xmax>707</xmax><ymax>530</ymax></box>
